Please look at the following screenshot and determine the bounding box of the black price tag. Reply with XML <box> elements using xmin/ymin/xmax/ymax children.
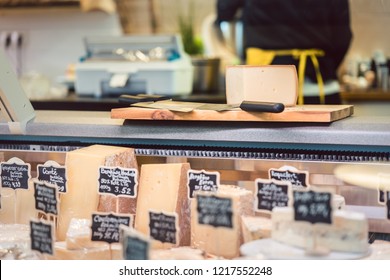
<box><xmin>148</xmin><ymin>211</ymin><xmax>178</xmax><ymax>245</ymax></box>
<box><xmin>34</xmin><ymin>181</ymin><xmax>59</xmax><ymax>216</ymax></box>
<box><xmin>379</xmin><ymin>189</ymin><xmax>385</xmax><ymax>205</ymax></box>
<box><xmin>121</xmin><ymin>227</ymin><xmax>150</xmax><ymax>260</ymax></box>
<box><xmin>37</xmin><ymin>161</ymin><xmax>67</xmax><ymax>193</ymax></box>
<box><xmin>269</xmin><ymin>168</ymin><xmax>309</xmax><ymax>188</ymax></box>
<box><xmin>255</xmin><ymin>179</ymin><xmax>291</xmax><ymax>212</ymax></box>
<box><xmin>98</xmin><ymin>167</ymin><xmax>138</xmax><ymax>197</ymax></box>
<box><xmin>293</xmin><ymin>190</ymin><xmax>333</xmax><ymax>224</ymax></box>
<box><xmin>387</xmin><ymin>191</ymin><xmax>390</xmax><ymax>220</ymax></box>
<box><xmin>187</xmin><ymin>169</ymin><xmax>219</xmax><ymax>199</ymax></box>
<box><xmin>91</xmin><ymin>213</ymin><xmax>132</xmax><ymax>244</ymax></box>
<box><xmin>30</xmin><ymin>220</ymin><xmax>54</xmax><ymax>255</ymax></box>
<box><xmin>197</xmin><ymin>194</ymin><xmax>233</xmax><ymax>228</ymax></box>
<box><xmin>1</xmin><ymin>158</ymin><xmax>31</xmax><ymax>190</ymax></box>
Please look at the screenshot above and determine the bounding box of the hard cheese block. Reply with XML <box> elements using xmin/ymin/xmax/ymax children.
<box><xmin>226</xmin><ymin>65</ymin><xmax>298</xmax><ymax>106</ymax></box>
<box><xmin>57</xmin><ymin>145</ymin><xmax>138</xmax><ymax>241</ymax></box>
<box><xmin>241</xmin><ymin>215</ymin><xmax>272</xmax><ymax>243</ymax></box>
<box><xmin>134</xmin><ymin>163</ymin><xmax>191</xmax><ymax>249</ymax></box>
<box><xmin>191</xmin><ymin>185</ymin><xmax>254</xmax><ymax>259</ymax></box>
<box><xmin>271</xmin><ymin>207</ymin><xmax>369</xmax><ymax>253</ymax></box>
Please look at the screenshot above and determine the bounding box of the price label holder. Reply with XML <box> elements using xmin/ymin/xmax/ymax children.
<box><xmin>30</xmin><ymin>219</ymin><xmax>54</xmax><ymax>256</ymax></box>
<box><xmin>120</xmin><ymin>225</ymin><xmax>150</xmax><ymax>260</ymax></box>
<box><xmin>0</xmin><ymin>157</ymin><xmax>31</xmax><ymax>222</ymax></box>
<box><xmin>255</xmin><ymin>178</ymin><xmax>292</xmax><ymax>212</ymax></box>
<box><xmin>98</xmin><ymin>166</ymin><xmax>138</xmax><ymax>213</ymax></box>
<box><xmin>386</xmin><ymin>191</ymin><xmax>390</xmax><ymax>220</ymax></box>
<box><xmin>293</xmin><ymin>188</ymin><xmax>333</xmax><ymax>256</ymax></box>
<box><xmin>377</xmin><ymin>173</ymin><xmax>390</xmax><ymax>205</ymax></box>
<box><xmin>148</xmin><ymin>211</ymin><xmax>178</xmax><ymax>246</ymax></box>
<box><xmin>269</xmin><ymin>166</ymin><xmax>309</xmax><ymax>188</ymax></box>
<box><xmin>33</xmin><ymin>180</ymin><xmax>59</xmax><ymax>223</ymax></box>
<box><xmin>187</xmin><ymin>169</ymin><xmax>219</xmax><ymax>199</ymax></box>
<box><xmin>37</xmin><ymin>160</ymin><xmax>67</xmax><ymax>193</ymax></box>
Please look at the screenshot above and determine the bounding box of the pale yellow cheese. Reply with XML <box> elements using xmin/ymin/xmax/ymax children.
<box><xmin>134</xmin><ymin>163</ymin><xmax>191</xmax><ymax>249</ymax></box>
<box><xmin>57</xmin><ymin>145</ymin><xmax>138</xmax><ymax>241</ymax></box>
<box><xmin>271</xmin><ymin>207</ymin><xmax>369</xmax><ymax>253</ymax></box>
<box><xmin>226</xmin><ymin>65</ymin><xmax>298</xmax><ymax>106</ymax></box>
<box><xmin>150</xmin><ymin>246</ymin><xmax>206</xmax><ymax>260</ymax></box>
<box><xmin>65</xmin><ymin>218</ymin><xmax>92</xmax><ymax>250</ymax></box>
<box><xmin>241</xmin><ymin>215</ymin><xmax>272</xmax><ymax>243</ymax></box>
<box><xmin>191</xmin><ymin>185</ymin><xmax>254</xmax><ymax>259</ymax></box>
<box><xmin>50</xmin><ymin>241</ymin><xmax>111</xmax><ymax>260</ymax></box>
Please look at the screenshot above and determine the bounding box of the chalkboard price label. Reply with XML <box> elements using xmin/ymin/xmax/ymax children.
<box><xmin>269</xmin><ymin>167</ymin><xmax>309</xmax><ymax>188</ymax></box>
<box><xmin>187</xmin><ymin>169</ymin><xmax>219</xmax><ymax>199</ymax></box>
<box><xmin>196</xmin><ymin>194</ymin><xmax>233</xmax><ymax>228</ymax></box>
<box><xmin>387</xmin><ymin>191</ymin><xmax>390</xmax><ymax>220</ymax></box>
<box><xmin>121</xmin><ymin>226</ymin><xmax>150</xmax><ymax>260</ymax></box>
<box><xmin>148</xmin><ymin>211</ymin><xmax>178</xmax><ymax>245</ymax></box>
<box><xmin>30</xmin><ymin>220</ymin><xmax>54</xmax><ymax>255</ymax></box>
<box><xmin>98</xmin><ymin>167</ymin><xmax>138</xmax><ymax>197</ymax></box>
<box><xmin>255</xmin><ymin>179</ymin><xmax>291</xmax><ymax>212</ymax></box>
<box><xmin>379</xmin><ymin>189</ymin><xmax>385</xmax><ymax>205</ymax></box>
<box><xmin>91</xmin><ymin>213</ymin><xmax>132</xmax><ymax>244</ymax></box>
<box><xmin>37</xmin><ymin>161</ymin><xmax>67</xmax><ymax>193</ymax></box>
<box><xmin>293</xmin><ymin>190</ymin><xmax>333</xmax><ymax>224</ymax></box>
<box><xmin>34</xmin><ymin>181</ymin><xmax>59</xmax><ymax>216</ymax></box>
<box><xmin>1</xmin><ymin>158</ymin><xmax>31</xmax><ymax>190</ymax></box>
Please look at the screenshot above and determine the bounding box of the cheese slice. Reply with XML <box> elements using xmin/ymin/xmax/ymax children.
<box><xmin>226</xmin><ymin>65</ymin><xmax>298</xmax><ymax>106</ymax></box>
<box><xmin>65</xmin><ymin>218</ymin><xmax>92</xmax><ymax>250</ymax></box>
<box><xmin>134</xmin><ymin>163</ymin><xmax>191</xmax><ymax>249</ymax></box>
<box><xmin>57</xmin><ymin>145</ymin><xmax>138</xmax><ymax>241</ymax></box>
<box><xmin>191</xmin><ymin>185</ymin><xmax>254</xmax><ymax>259</ymax></box>
<box><xmin>150</xmin><ymin>246</ymin><xmax>206</xmax><ymax>260</ymax></box>
<box><xmin>241</xmin><ymin>215</ymin><xmax>272</xmax><ymax>243</ymax></box>
<box><xmin>271</xmin><ymin>207</ymin><xmax>369</xmax><ymax>253</ymax></box>
<box><xmin>50</xmin><ymin>241</ymin><xmax>111</xmax><ymax>260</ymax></box>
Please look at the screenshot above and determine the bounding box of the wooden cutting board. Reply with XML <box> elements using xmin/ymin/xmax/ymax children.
<box><xmin>111</xmin><ymin>104</ymin><xmax>354</xmax><ymax>123</ymax></box>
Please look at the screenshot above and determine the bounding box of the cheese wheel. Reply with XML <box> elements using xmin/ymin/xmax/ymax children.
<box><xmin>57</xmin><ymin>145</ymin><xmax>138</xmax><ymax>241</ymax></box>
<box><xmin>134</xmin><ymin>163</ymin><xmax>191</xmax><ymax>249</ymax></box>
<box><xmin>226</xmin><ymin>65</ymin><xmax>298</xmax><ymax>106</ymax></box>
<box><xmin>191</xmin><ymin>185</ymin><xmax>254</xmax><ymax>259</ymax></box>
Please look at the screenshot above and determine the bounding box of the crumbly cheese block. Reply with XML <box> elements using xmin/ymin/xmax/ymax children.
<box><xmin>150</xmin><ymin>246</ymin><xmax>206</xmax><ymax>260</ymax></box>
<box><xmin>134</xmin><ymin>163</ymin><xmax>191</xmax><ymax>249</ymax></box>
<box><xmin>65</xmin><ymin>218</ymin><xmax>92</xmax><ymax>250</ymax></box>
<box><xmin>191</xmin><ymin>185</ymin><xmax>254</xmax><ymax>259</ymax></box>
<box><xmin>241</xmin><ymin>215</ymin><xmax>272</xmax><ymax>243</ymax></box>
<box><xmin>57</xmin><ymin>145</ymin><xmax>138</xmax><ymax>241</ymax></box>
<box><xmin>271</xmin><ymin>207</ymin><xmax>369</xmax><ymax>253</ymax></box>
<box><xmin>50</xmin><ymin>241</ymin><xmax>111</xmax><ymax>260</ymax></box>
<box><xmin>226</xmin><ymin>65</ymin><xmax>298</xmax><ymax>106</ymax></box>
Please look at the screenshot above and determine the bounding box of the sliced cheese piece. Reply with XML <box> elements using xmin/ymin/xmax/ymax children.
<box><xmin>50</xmin><ymin>241</ymin><xmax>111</xmax><ymax>260</ymax></box>
<box><xmin>150</xmin><ymin>246</ymin><xmax>206</xmax><ymax>260</ymax></box>
<box><xmin>271</xmin><ymin>207</ymin><xmax>369</xmax><ymax>253</ymax></box>
<box><xmin>57</xmin><ymin>145</ymin><xmax>138</xmax><ymax>241</ymax></box>
<box><xmin>134</xmin><ymin>163</ymin><xmax>191</xmax><ymax>249</ymax></box>
<box><xmin>65</xmin><ymin>218</ymin><xmax>92</xmax><ymax>250</ymax></box>
<box><xmin>226</xmin><ymin>65</ymin><xmax>298</xmax><ymax>106</ymax></box>
<box><xmin>191</xmin><ymin>185</ymin><xmax>254</xmax><ymax>259</ymax></box>
<box><xmin>241</xmin><ymin>215</ymin><xmax>272</xmax><ymax>243</ymax></box>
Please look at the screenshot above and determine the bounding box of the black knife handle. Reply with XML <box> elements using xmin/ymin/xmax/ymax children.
<box><xmin>118</xmin><ymin>94</ymin><xmax>170</xmax><ymax>105</ymax></box>
<box><xmin>240</xmin><ymin>101</ymin><xmax>285</xmax><ymax>113</ymax></box>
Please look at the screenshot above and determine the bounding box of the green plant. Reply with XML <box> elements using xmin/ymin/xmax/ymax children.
<box><xmin>178</xmin><ymin>2</ymin><xmax>203</xmax><ymax>55</ymax></box>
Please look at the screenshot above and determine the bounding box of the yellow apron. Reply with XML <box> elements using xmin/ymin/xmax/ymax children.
<box><xmin>246</xmin><ymin>48</ymin><xmax>325</xmax><ymax>105</ymax></box>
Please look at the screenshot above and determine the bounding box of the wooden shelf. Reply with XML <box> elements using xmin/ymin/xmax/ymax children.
<box><xmin>341</xmin><ymin>89</ymin><xmax>390</xmax><ymax>102</ymax></box>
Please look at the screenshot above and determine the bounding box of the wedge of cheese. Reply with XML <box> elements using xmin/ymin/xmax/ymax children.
<box><xmin>241</xmin><ymin>215</ymin><xmax>272</xmax><ymax>243</ymax></box>
<box><xmin>271</xmin><ymin>207</ymin><xmax>369</xmax><ymax>253</ymax></box>
<box><xmin>134</xmin><ymin>163</ymin><xmax>191</xmax><ymax>249</ymax></box>
<box><xmin>226</xmin><ymin>65</ymin><xmax>298</xmax><ymax>106</ymax></box>
<box><xmin>150</xmin><ymin>246</ymin><xmax>206</xmax><ymax>260</ymax></box>
<box><xmin>191</xmin><ymin>185</ymin><xmax>254</xmax><ymax>259</ymax></box>
<box><xmin>50</xmin><ymin>241</ymin><xmax>111</xmax><ymax>260</ymax></box>
<box><xmin>57</xmin><ymin>145</ymin><xmax>138</xmax><ymax>241</ymax></box>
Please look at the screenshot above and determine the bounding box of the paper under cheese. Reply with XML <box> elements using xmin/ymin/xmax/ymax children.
<box><xmin>226</xmin><ymin>65</ymin><xmax>298</xmax><ymax>106</ymax></box>
<box><xmin>191</xmin><ymin>185</ymin><xmax>254</xmax><ymax>259</ymax></box>
<box><xmin>134</xmin><ymin>163</ymin><xmax>191</xmax><ymax>249</ymax></box>
<box><xmin>57</xmin><ymin>145</ymin><xmax>138</xmax><ymax>241</ymax></box>
<box><xmin>271</xmin><ymin>207</ymin><xmax>369</xmax><ymax>253</ymax></box>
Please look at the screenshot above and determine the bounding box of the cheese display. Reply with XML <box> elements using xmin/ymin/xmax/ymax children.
<box><xmin>225</xmin><ymin>65</ymin><xmax>298</xmax><ymax>106</ymax></box>
<box><xmin>57</xmin><ymin>145</ymin><xmax>138</xmax><ymax>241</ymax></box>
<box><xmin>241</xmin><ymin>215</ymin><xmax>272</xmax><ymax>243</ymax></box>
<box><xmin>271</xmin><ymin>207</ymin><xmax>369</xmax><ymax>253</ymax></box>
<box><xmin>134</xmin><ymin>163</ymin><xmax>191</xmax><ymax>249</ymax></box>
<box><xmin>191</xmin><ymin>185</ymin><xmax>254</xmax><ymax>259</ymax></box>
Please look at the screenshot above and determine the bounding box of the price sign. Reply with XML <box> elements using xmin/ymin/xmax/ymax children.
<box><xmin>34</xmin><ymin>181</ymin><xmax>59</xmax><ymax>216</ymax></box>
<box><xmin>187</xmin><ymin>169</ymin><xmax>219</xmax><ymax>199</ymax></box>
<box><xmin>196</xmin><ymin>194</ymin><xmax>233</xmax><ymax>228</ymax></box>
<box><xmin>91</xmin><ymin>213</ymin><xmax>132</xmax><ymax>244</ymax></box>
<box><xmin>1</xmin><ymin>158</ymin><xmax>31</xmax><ymax>190</ymax></box>
<box><xmin>255</xmin><ymin>179</ymin><xmax>291</xmax><ymax>212</ymax></box>
<box><xmin>30</xmin><ymin>220</ymin><xmax>54</xmax><ymax>255</ymax></box>
<box><xmin>37</xmin><ymin>161</ymin><xmax>67</xmax><ymax>193</ymax></box>
<box><xmin>148</xmin><ymin>211</ymin><xmax>178</xmax><ymax>245</ymax></box>
<box><xmin>121</xmin><ymin>226</ymin><xmax>150</xmax><ymax>260</ymax></box>
<box><xmin>98</xmin><ymin>167</ymin><xmax>138</xmax><ymax>197</ymax></box>
<box><xmin>293</xmin><ymin>190</ymin><xmax>333</xmax><ymax>224</ymax></box>
<box><xmin>387</xmin><ymin>191</ymin><xmax>390</xmax><ymax>220</ymax></box>
<box><xmin>269</xmin><ymin>167</ymin><xmax>309</xmax><ymax>188</ymax></box>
